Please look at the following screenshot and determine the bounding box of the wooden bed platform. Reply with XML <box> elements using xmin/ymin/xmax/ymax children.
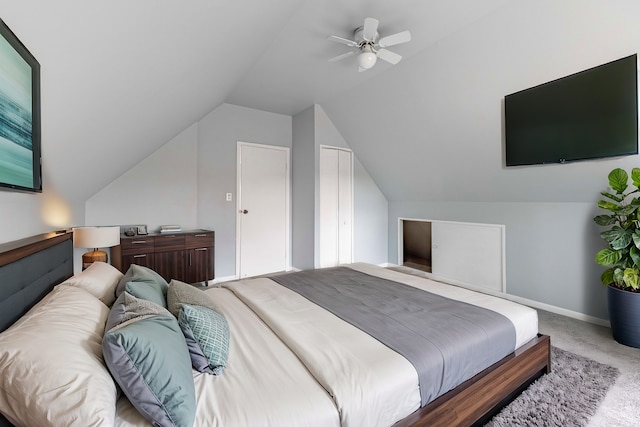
<box><xmin>397</xmin><ymin>334</ymin><xmax>550</xmax><ymax>426</ymax></box>
<box><xmin>0</xmin><ymin>231</ymin><xmax>551</xmax><ymax>427</ymax></box>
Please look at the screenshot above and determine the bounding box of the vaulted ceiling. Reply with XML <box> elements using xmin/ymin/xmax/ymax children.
<box><xmin>1</xmin><ymin>0</ymin><xmax>511</xmax><ymax>202</ymax></box>
<box><xmin>3</xmin><ymin>0</ymin><xmax>639</xmax><ymax>205</ymax></box>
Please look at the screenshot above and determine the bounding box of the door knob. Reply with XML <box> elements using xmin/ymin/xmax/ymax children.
<box><xmin>241</xmin><ymin>209</ymin><xmax>248</xmax><ymax>214</ymax></box>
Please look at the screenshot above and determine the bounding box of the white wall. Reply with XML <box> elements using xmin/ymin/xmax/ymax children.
<box><xmin>83</xmin><ymin>102</ymin><xmax>387</xmax><ymax>280</ymax></box>
<box><xmin>314</xmin><ymin>105</ymin><xmax>388</xmax><ymax>265</ymax></box>
<box><xmin>292</xmin><ymin>106</ymin><xmax>316</xmax><ymax>269</ymax></box>
<box><xmin>197</xmin><ymin>103</ymin><xmax>292</xmax><ymax>279</ymax></box>
<box><xmin>320</xmin><ymin>0</ymin><xmax>640</xmax><ymax>322</ymax></box>
<box><xmin>0</xmin><ymin>188</ymin><xmax>83</xmax><ymax>244</ymax></box>
<box><xmin>85</xmin><ymin>124</ymin><xmax>199</xmax><ymax>231</ymax></box>
<box><xmin>85</xmin><ymin>104</ymin><xmax>292</xmax><ymax>280</ymax></box>
<box><xmin>353</xmin><ymin>156</ymin><xmax>388</xmax><ymax>265</ymax></box>
<box><xmin>389</xmin><ymin>201</ymin><xmax>607</xmax><ymax>320</ymax></box>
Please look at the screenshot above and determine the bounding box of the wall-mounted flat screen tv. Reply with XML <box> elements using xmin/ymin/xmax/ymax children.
<box><xmin>0</xmin><ymin>18</ymin><xmax>41</xmax><ymax>192</ymax></box>
<box><xmin>505</xmin><ymin>54</ymin><xmax>638</xmax><ymax>167</ymax></box>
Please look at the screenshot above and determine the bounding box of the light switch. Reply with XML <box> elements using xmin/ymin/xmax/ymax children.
<box><xmin>226</xmin><ymin>193</ymin><xmax>233</xmax><ymax>202</ymax></box>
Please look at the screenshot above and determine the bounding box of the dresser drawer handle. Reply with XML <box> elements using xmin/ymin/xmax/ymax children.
<box><xmin>195</xmin><ymin>248</ymin><xmax>208</xmax><ymax>251</ymax></box>
<box><xmin>133</xmin><ymin>254</ymin><xmax>147</xmax><ymax>258</ymax></box>
<box><xmin>131</xmin><ymin>241</ymin><xmax>147</xmax><ymax>244</ymax></box>
<box><xmin>194</xmin><ymin>234</ymin><xmax>208</xmax><ymax>237</ymax></box>
<box><xmin>163</xmin><ymin>235</ymin><xmax>176</xmax><ymax>238</ymax></box>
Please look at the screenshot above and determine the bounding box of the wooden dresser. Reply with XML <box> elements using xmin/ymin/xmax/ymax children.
<box><xmin>112</xmin><ymin>229</ymin><xmax>214</xmax><ymax>284</ymax></box>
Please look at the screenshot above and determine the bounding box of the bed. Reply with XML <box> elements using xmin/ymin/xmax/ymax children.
<box><xmin>0</xmin><ymin>231</ymin><xmax>550</xmax><ymax>427</ymax></box>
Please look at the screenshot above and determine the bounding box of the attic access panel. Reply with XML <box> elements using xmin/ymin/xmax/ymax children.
<box><xmin>399</xmin><ymin>219</ymin><xmax>506</xmax><ymax>293</ymax></box>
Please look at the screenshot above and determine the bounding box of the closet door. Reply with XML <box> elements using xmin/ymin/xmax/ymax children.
<box><xmin>319</xmin><ymin>147</ymin><xmax>353</xmax><ymax>268</ymax></box>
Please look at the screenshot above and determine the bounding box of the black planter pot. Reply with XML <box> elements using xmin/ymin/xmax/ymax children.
<box><xmin>608</xmin><ymin>285</ymin><xmax>640</xmax><ymax>348</ymax></box>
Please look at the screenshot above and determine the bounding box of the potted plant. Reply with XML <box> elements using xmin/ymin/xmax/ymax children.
<box><xmin>594</xmin><ymin>167</ymin><xmax>640</xmax><ymax>348</ymax></box>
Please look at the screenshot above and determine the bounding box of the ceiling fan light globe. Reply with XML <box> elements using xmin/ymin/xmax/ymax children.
<box><xmin>358</xmin><ymin>51</ymin><xmax>377</xmax><ymax>69</ymax></box>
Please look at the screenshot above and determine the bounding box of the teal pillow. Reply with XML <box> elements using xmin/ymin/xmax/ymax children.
<box><xmin>115</xmin><ymin>264</ymin><xmax>168</xmax><ymax>297</ymax></box>
<box><xmin>178</xmin><ymin>304</ymin><xmax>230</xmax><ymax>375</ymax></box>
<box><xmin>103</xmin><ymin>294</ymin><xmax>195</xmax><ymax>427</ymax></box>
<box><xmin>125</xmin><ymin>280</ymin><xmax>167</xmax><ymax>308</ymax></box>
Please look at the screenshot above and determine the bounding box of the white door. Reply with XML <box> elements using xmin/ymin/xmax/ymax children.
<box><xmin>237</xmin><ymin>142</ymin><xmax>289</xmax><ymax>278</ymax></box>
<box><xmin>319</xmin><ymin>146</ymin><xmax>353</xmax><ymax>268</ymax></box>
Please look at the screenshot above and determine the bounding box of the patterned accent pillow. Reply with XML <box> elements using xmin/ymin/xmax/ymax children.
<box><xmin>178</xmin><ymin>304</ymin><xmax>230</xmax><ymax>375</ymax></box>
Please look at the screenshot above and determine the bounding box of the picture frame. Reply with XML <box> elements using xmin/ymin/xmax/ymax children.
<box><xmin>136</xmin><ymin>225</ymin><xmax>148</xmax><ymax>235</ymax></box>
<box><xmin>0</xmin><ymin>18</ymin><xmax>41</xmax><ymax>193</ymax></box>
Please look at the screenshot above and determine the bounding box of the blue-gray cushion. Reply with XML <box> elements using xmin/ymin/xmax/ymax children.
<box><xmin>115</xmin><ymin>264</ymin><xmax>168</xmax><ymax>298</ymax></box>
<box><xmin>102</xmin><ymin>293</ymin><xmax>195</xmax><ymax>427</ymax></box>
<box><xmin>105</xmin><ymin>291</ymin><xmax>127</xmax><ymax>332</ymax></box>
<box><xmin>125</xmin><ymin>280</ymin><xmax>167</xmax><ymax>308</ymax></box>
<box><xmin>178</xmin><ymin>304</ymin><xmax>230</xmax><ymax>375</ymax></box>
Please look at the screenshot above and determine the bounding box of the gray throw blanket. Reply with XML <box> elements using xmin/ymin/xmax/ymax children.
<box><xmin>271</xmin><ymin>267</ymin><xmax>516</xmax><ymax>406</ymax></box>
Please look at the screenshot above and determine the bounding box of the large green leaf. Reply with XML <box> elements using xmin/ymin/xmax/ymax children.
<box><xmin>623</xmin><ymin>268</ymin><xmax>640</xmax><ymax>290</ymax></box>
<box><xmin>601</xmin><ymin>268</ymin><xmax>615</xmax><ymax>285</ymax></box>
<box><xmin>598</xmin><ymin>200</ymin><xmax>621</xmax><ymax>212</ymax></box>
<box><xmin>609</xmin><ymin>168</ymin><xmax>628</xmax><ymax>194</ymax></box>
<box><xmin>617</xmin><ymin>205</ymin><xmax>637</xmax><ymax>216</ymax></box>
<box><xmin>632</xmin><ymin>168</ymin><xmax>640</xmax><ymax>188</ymax></box>
<box><xmin>600</xmin><ymin>191</ymin><xmax>623</xmax><ymax>203</ymax></box>
<box><xmin>596</xmin><ymin>248</ymin><xmax>622</xmax><ymax>266</ymax></box>
<box><xmin>600</xmin><ymin>226</ymin><xmax>633</xmax><ymax>249</ymax></box>
<box><xmin>633</xmin><ymin>230</ymin><xmax>640</xmax><ymax>248</ymax></box>
<box><xmin>594</xmin><ymin>215</ymin><xmax>617</xmax><ymax>226</ymax></box>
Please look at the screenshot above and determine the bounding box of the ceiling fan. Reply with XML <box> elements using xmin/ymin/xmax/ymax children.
<box><xmin>328</xmin><ymin>17</ymin><xmax>411</xmax><ymax>72</ymax></box>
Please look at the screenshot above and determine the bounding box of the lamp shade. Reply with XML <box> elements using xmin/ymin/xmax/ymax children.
<box><xmin>358</xmin><ymin>46</ymin><xmax>377</xmax><ymax>70</ymax></box>
<box><xmin>73</xmin><ymin>226</ymin><xmax>121</xmax><ymax>249</ymax></box>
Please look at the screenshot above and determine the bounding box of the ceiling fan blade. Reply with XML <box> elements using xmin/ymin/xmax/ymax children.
<box><xmin>328</xmin><ymin>35</ymin><xmax>358</xmax><ymax>47</ymax></box>
<box><xmin>329</xmin><ymin>51</ymin><xmax>355</xmax><ymax>62</ymax></box>
<box><xmin>363</xmin><ymin>17</ymin><xmax>379</xmax><ymax>41</ymax></box>
<box><xmin>377</xmin><ymin>48</ymin><xmax>402</xmax><ymax>65</ymax></box>
<box><xmin>378</xmin><ymin>30</ymin><xmax>412</xmax><ymax>48</ymax></box>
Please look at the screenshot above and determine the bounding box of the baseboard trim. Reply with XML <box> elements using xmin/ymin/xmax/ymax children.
<box><xmin>386</xmin><ymin>263</ymin><xmax>610</xmax><ymax>328</ymax></box>
<box><xmin>502</xmin><ymin>293</ymin><xmax>610</xmax><ymax>328</ymax></box>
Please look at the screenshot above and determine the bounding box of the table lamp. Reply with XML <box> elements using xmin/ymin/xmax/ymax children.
<box><xmin>73</xmin><ymin>226</ymin><xmax>121</xmax><ymax>270</ymax></box>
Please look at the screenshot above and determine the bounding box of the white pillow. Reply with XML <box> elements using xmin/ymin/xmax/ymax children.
<box><xmin>58</xmin><ymin>261</ymin><xmax>123</xmax><ymax>306</ymax></box>
<box><xmin>0</xmin><ymin>286</ymin><xmax>117</xmax><ymax>426</ymax></box>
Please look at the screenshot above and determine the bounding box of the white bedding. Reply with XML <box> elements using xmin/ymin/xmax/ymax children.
<box><xmin>222</xmin><ymin>263</ymin><xmax>538</xmax><ymax>426</ymax></box>
<box><xmin>0</xmin><ymin>262</ymin><xmax>538</xmax><ymax>427</ymax></box>
<box><xmin>115</xmin><ymin>287</ymin><xmax>340</xmax><ymax>427</ymax></box>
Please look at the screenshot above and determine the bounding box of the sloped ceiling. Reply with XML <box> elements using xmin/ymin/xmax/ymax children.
<box><xmin>6</xmin><ymin>1</ymin><xmax>637</xmax><ymax>206</ymax></box>
<box><xmin>319</xmin><ymin>1</ymin><xmax>640</xmax><ymax>203</ymax></box>
<box><xmin>1</xmin><ymin>0</ymin><xmax>511</xmax><ymax>202</ymax></box>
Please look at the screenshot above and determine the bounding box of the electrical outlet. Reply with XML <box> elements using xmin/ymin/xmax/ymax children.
<box><xmin>226</xmin><ymin>193</ymin><xmax>233</xmax><ymax>202</ymax></box>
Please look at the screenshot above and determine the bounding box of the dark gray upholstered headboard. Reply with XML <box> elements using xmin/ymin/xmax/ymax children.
<box><xmin>0</xmin><ymin>231</ymin><xmax>73</xmax><ymax>427</ymax></box>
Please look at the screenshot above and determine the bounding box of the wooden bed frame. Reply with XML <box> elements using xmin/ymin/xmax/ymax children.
<box><xmin>0</xmin><ymin>231</ymin><xmax>551</xmax><ymax>427</ymax></box>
